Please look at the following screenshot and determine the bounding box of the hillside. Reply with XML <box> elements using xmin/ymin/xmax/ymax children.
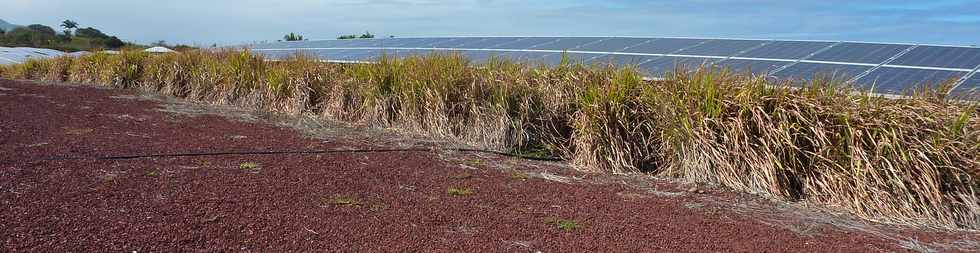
<box><xmin>0</xmin><ymin>19</ymin><xmax>20</xmax><ymax>31</ymax></box>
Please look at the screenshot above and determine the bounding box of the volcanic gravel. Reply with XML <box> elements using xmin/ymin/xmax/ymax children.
<box><xmin>0</xmin><ymin>78</ymin><xmax>977</xmax><ymax>252</ymax></box>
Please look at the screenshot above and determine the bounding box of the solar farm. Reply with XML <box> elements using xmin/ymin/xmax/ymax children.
<box><xmin>1</xmin><ymin>34</ymin><xmax>979</xmax><ymax>250</ymax></box>
<box><xmin>0</xmin><ymin>46</ymin><xmax>68</xmax><ymax>64</ymax></box>
<box><xmin>247</xmin><ymin>36</ymin><xmax>980</xmax><ymax>98</ymax></box>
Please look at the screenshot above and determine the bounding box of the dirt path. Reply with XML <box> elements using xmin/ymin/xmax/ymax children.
<box><xmin>1</xmin><ymin>79</ymin><xmax>977</xmax><ymax>252</ymax></box>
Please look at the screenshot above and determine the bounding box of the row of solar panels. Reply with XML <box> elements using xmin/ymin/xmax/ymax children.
<box><xmin>247</xmin><ymin>37</ymin><xmax>980</xmax><ymax>99</ymax></box>
<box><xmin>0</xmin><ymin>47</ymin><xmax>70</xmax><ymax>64</ymax></box>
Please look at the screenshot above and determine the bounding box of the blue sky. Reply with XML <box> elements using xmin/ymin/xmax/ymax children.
<box><xmin>3</xmin><ymin>0</ymin><xmax>979</xmax><ymax>46</ymax></box>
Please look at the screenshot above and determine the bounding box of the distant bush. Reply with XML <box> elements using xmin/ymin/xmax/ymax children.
<box><xmin>338</xmin><ymin>32</ymin><xmax>375</xmax><ymax>40</ymax></box>
<box><xmin>283</xmin><ymin>33</ymin><xmax>304</xmax><ymax>41</ymax></box>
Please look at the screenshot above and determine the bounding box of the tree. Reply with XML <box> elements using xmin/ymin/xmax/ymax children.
<box><xmin>105</xmin><ymin>36</ymin><xmax>125</xmax><ymax>48</ymax></box>
<box><xmin>75</xmin><ymin>27</ymin><xmax>109</xmax><ymax>39</ymax></box>
<box><xmin>0</xmin><ymin>28</ymin><xmax>5</xmax><ymax>36</ymax></box>
<box><xmin>359</xmin><ymin>31</ymin><xmax>374</xmax><ymax>39</ymax></box>
<box><xmin>61</xmin><ymin>20</ymin><xmax>78</xmax><ymax>31</ymax></box>
<box><xmin>152</xmin><ymin>40</ymin><xmax>169</xmax><ymax>47</ymax></box>
<box><xmin>26</xmin><ymin>24</ymin><xmax>56</xmax><ymax>36</ymax></box>
<box><xmin>283</xmin><ymin>33</ymin><xmax>303</xmax><ymax>41</ymax></box>
<box><xmin>61</xmin><ymin>20</ymin><xmax>79</xmax><ymax>37</ymax></box>
<box><xmin>337</xmin><ymin>34</ymin><xmax>357</xmax><ymax>40</ymax></box>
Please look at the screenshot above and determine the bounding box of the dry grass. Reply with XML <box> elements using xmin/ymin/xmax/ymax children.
<box><xmin>2</xmin><ymin>49</ymin><xmax>977</xmax><ymax>230</ymax></box>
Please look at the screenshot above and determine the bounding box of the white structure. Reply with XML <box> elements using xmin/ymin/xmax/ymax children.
<box><xmin>144</xmin><ymin>46</ymin><xmax>177</xmax><ymax>53</ymax></box>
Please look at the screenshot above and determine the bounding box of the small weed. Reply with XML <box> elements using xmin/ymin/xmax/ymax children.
<box><xmin>146</xmin><ymin>169</ymin><xmax>160</xmax><ymax>177</ymax></box>
<box><xmin>447</xmin><ymin>186</ymin><xmax>474</xmax><ymax>196</ymax></box>
<box><xmin>326</xmin><ymin>196</ymin><xmax>362</xmax><ymax>207</ymax></box>
<box><xmin>545</xmin><ymin>217</ymin><xmax>581</xmax><ymax>231</ymax></box>
<box><xmin>239</xmin><ymin>162</ymin><xmax>260</xmax><ymax>170</ymax></box>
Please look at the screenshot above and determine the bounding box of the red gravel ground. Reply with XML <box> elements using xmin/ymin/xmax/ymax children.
<box><xmin>1</xmin><ymin>78</ymin><xmax>978</xmax><ymax>252</ymax></box>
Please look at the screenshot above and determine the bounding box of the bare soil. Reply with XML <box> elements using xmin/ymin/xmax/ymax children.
<box><xmin>1</xmin><ymin>78</ymin><xmax>977</xmax><ymax>252</ymax></box>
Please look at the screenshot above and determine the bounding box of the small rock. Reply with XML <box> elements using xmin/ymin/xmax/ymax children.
<box><xmin>687</xmin><ymin>187</ymin><xmax>698</xmax><ymax>193</ymax></box>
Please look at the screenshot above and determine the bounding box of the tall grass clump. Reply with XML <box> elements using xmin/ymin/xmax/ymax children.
<box><xmin>0</xmin><ymin>50</ymin><xmax>976</xmax><ymax>230</ymax></box>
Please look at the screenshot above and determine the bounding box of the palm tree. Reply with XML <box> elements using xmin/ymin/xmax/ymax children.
<box><xmin>61</xmin><ymin>20</ymin><xmax>79</xmax><ymax>36</ymax></box>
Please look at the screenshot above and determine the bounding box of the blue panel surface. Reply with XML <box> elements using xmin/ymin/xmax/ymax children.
<box><xmin>680</xmin><ymin>39</ymin><xmax>766</xmax><ymax>57</ymax></box>
<box><xmin>855</xmin><ymin>67</ymin><xmax>966</xmax><ymax>93</ymax></box>
<box><xmin>340</xmin><ymin>39</ymin><xmax>386</xmax><ymax>48</ymax></box>
<box><xmin>392</xmin><ymin>49</ymin><xmax>434</xmax><ymax>58</ymax></box>
<box><xmin>320</xmin><ymin>39</ymin><xmax>365</xmax><ymax>48</ymax></box>
<box><xmin>454</xmin><ymin>37</ymin><xmax>524</xmax><ymax>49</ymax></box>
<box><xmin>949</xmin><ymin>74</ymin><xmax>979</xmax><ymax>99</ymax></box>
<box><xmin>314</xmin><ymin>49</ymin><xmax>353</xmax><ymax>60</ymax></box>
<box><xmin>537</xmin><ymin>52</ymin><xmax>597</xmax><ymax>66</ymax></box>
<box><xmin>715</xmin><ymin>59</ymin><xmax>791</xmax><ymax>74</ymax></box>
<box><xmin>531</xmin><ymin>37</ymin><xmax>605</xmax><ymax>50</ymax></box>
<box><xmin>575</xmin><ymin>38</ymin><xmax>652</xmax><ymax>52</ymax></box>
<box><xmin>587</xmin><ymin>54</ymin><xmax>658</xmax><ymax>67</ymax></box>
<box><xmin>739</xmin><ymin>41</ymin><xmax>834</xmax><ymax>59</ymax></box>
<box><xmin>341</xmin><ymin>49</ymin><xmax>386</xmax><ymax>61</ymax></box>
<box><xmin>497</xmin><ymin>51</ymin><xmax>549</xmax><ymax>62</ymax></box>
<box><xmin>772</xmin><ymin>62</ymin><xmax>871</xmax><ymax>82</ymax></box>
<box><xmin>888</xmin><ymin>46</ymin><xmax>980</xmax><ymax>69</ymax></box>
<box><xmin>638</xmin><ymin>57</ymin><xmax>717</xmax><ymax>75</ymax></box>
<box><xmin>621</xmin><ymin>38</ymin><xmax>708</xmax><ymax>54</ymax></box>
<box><xmin>387</xmin><ymin>38</ymin><xmax>442</xmax><ymax>48</ymax></box>
<box><xmin>808</xmin><ymin>43</ymin><xmax>911</xmax><ymax>64</ymax></box>
<box><xmin>457</xmin><ymin>50</ymin><xmax>509</xmax><ymax>63</ymax></box>
<box><xmin>428</xmin><ymin>37</ymin><xmax>484</xmax><ymax>48</ymax></box>
<box><xmin>488</xmin><ymin>37</ymin><xmax>560</xmax><ymax>49</ymax></box>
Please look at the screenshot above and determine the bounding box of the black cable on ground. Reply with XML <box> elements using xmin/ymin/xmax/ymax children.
<box><xmin>37</xmin><ymin>147</ymin><xmax>563</xmax><ymax>162</ymax></box>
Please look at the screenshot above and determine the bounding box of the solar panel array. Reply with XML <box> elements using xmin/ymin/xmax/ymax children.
<box><xmin>246</xmin><ymin>37</ymin><xmax>980</xmax><ymax>99</ymax></box>
<box><xmin>0</xmin><ymin>47</ymin><xmax>66</xmax><ymax>64</ymax></box>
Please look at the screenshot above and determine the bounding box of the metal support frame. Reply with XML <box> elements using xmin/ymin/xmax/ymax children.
<box><xmin>769</xmin><ymin>41</ymin><xmax>842</xmax><ymax>75</ymax></box>
<box><xmin>847</xmin><ymin>45</ymin><xmax>918</xmax><ymax>83</ymax></box>
<box><xmin>948</xmin><ymin>64</ymin><xmax>980</xmax><ymax>95</ymax></box>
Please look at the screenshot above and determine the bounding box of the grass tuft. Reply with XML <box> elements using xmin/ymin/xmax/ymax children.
<box><xmin>326</xmin><ymin>196</ymin><xmax>362</xmax><ymax>207</ymax></box>
<box><xmin>545</xmin><ymin>217</ymin><xmax>581</xmax><ymax>231</ymax></box>
<box><xmin>447</xmin><ymin>186</ymin><xmax>475</xmax><ymax>196</ymax></box>
<box><xmin>239</xmin><ymin>162</ymin><xmax>260</xmax><ymax>170</ymax></box>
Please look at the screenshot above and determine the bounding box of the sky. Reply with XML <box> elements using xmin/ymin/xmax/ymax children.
<box><xmin>2</xmin><ymin>0</ymin><xmax>980</xmax><ymax>47</ymax></box>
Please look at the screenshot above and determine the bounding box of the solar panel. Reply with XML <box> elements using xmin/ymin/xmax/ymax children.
<box><xmin>587</xmin><ymin>54</ymin><xmax>657</xmax><ymax>67</ymax></box>
<box><xmin>739</xmin><ymin>41</ymin><xmax>835</xmax><ymax>59</ymax></box>
<box><xmin>538</xmin><ymin>52</ymin><xmax>595</xmax><ymax>66</ymax></box>
<box><xmin>887</xmin><ymin>46</ymin><xmax>980</xmax><ymax>70</ymax></box>
<box><xmin>681</xmin><ymin>39</ymin><xmax>766</xmax><ymax>57</ymax></box>
<box><xmin>772</xmin><ymin>62</ymin><xmax>872</xmax><ymax>82</ymax></box>
<box><xmin>455</xmin><ymin>37</ymin><xmax>525</xmax><ymax>49</ymax></box>
<box><xmin>715</xmin><ymin>59</ymin><xmax>791</xmax><ymax>75</ymax></box>
<box><xmin>387</xmin><ymin>38</ymin><xmax>442</xmax><ymax>48</ymax></box>
<box><xmin>808</xmin><ymin>43</ymin><xmax>911</xmax><ymax>64</ymax></box>
<box><xmin>456</xmin><ymin>50</ymin><xmax>508</xmax><ymax>63</ymax></box>
<box><xmin>235</xmin><ymin>36</ymin><xmax>980</xmax><ymax>99</ymax></box>
<box><xmin>575</xmin><ymin>37</ymin><xmax>652</xmax><ymax>52</ymax></box>
<box><xmin>950</xmin><ymin>74</ymin><xmax>980</xmax><ymax>99</ymax></box>
<box><xmin>429</xmin><ymin>37</ymin><xmax>482</xmax><ymax>48</ymax></box>
<box><xmin>855</xmin><ymin>67</ymin><xmax>965</xmax><ymax>93</ymax></box>
<box><xmin>531</xmin><ymin>37</ymin><xmax>605</xmax><ymax>50</ymax></box>
<box><xmin>488</xmin><ymin>37</ymin><xmax>558</xmax><ymax>49</ymax></box>
<box><xmin>638</xmin><ymin>56</ymin><xmax>716</xmax><ymax>75</ymax></box>
<box><xmin>342</xmin><ymin>49</ymin><xmax>386</xmax><ymax>61</ymax></box>
<box><xmin>621</xmin><ymin>38</ymin><xmax>708</xmax><ymax>54</ymax></box>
